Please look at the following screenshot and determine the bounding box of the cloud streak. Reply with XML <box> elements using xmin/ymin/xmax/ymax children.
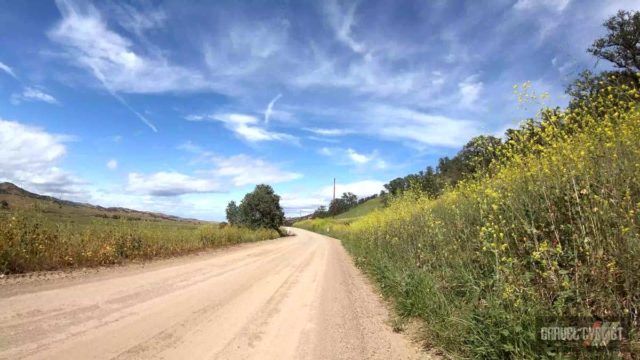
<box><xmin>47</xmin><ymin>0</ymin><xmax>203</xmax><ymax>132</ymax></box>
<box><xmin>11</xmin><ymin>87</ymin><xmax>60</xmax><ymax>105</ymax></box>
<box><xmin>264</xmin><ymin>93</ymin><xmax>282</xmax><ymax>124</ymax></box>
<box><xmin>188</xmin><ymin>113</ymin><xmax>297</xmax><ymax>143</ymax></box>
<box><xmin>0</xmin><ymin>61</ymin><xmax>18</xmax><ymax>79</ymax></box>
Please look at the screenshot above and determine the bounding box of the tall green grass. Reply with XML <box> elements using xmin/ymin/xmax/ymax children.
<box><xmin>0</xmin><ymin>211</ymin><xmax>279</xmax><ymax>274</ymax></box>
<box><xmin>296</xmin><ymin>86</ymin><xmax>640</xmax><ymax>358</ymax></box>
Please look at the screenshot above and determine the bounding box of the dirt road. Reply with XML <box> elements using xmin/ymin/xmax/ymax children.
<box><xmin>0</xmin><ymin>228</ymin><xmax>425</xmax><ymax>359</ymax></box>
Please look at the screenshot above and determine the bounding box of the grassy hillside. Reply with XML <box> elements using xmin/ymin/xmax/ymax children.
<box><xmin>295</xmin><ymin>86</ymin><xmax>640</xmax><ymax>357</ymax></box>
<box><xmin>334</xmin><ymin>197</ymin><xmax>384</xmax><ymax>220</ymax></box>
<box><xmin>0</xmin><ymin>183</ymin><xmax>280</xmax><ymax>274</ymax></box>
<box><xmin>0</xmin><ymin>182</ymin><xmax>201</xmax><ymax>224</ymax></box>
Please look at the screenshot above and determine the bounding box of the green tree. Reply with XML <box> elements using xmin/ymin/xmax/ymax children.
<box><xmin>589</xmin><ymin>10</ymin><xmax>640</xmax><ymax>74</ymax></box>
<box><xmin>457</xmin><ymin>135</ymin><xmax>503</xmax><ymax>175</ymax></box>
<box><xmin>567</xmin><ymin>10</ymin><xmax>640</xmax><ymax>108</ymax></box>
<box><xmin>327</xmin><ymin>192</ymin><xmax>359</xmax><ymax>216</ymax></box>
<box><xmin>313</xmin><ymin>205</ymin><xmax>328</xmax><ymax>218</ymax></box>
<box><xmin>225</xmin><ymin>200</ymin><xmax>241</xmax><ymax>225</ymax></box>
<box><xmin>341</xmin><ymin>192</ymin><xmax>358</xmax><ymax>207</ymax></box>
<box><xmin>238</xmin><ymin>184</ymin><xmax>284</xmax><ymax>231</ymax></box>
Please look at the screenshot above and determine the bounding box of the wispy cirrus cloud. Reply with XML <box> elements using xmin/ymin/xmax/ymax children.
<box><xmin>187</xmin><ymin>112</ymin><xmax>298</xmax><ymax>143</ymax></box>
<box><xmin>264</xmin><ymin>93</ymin><xmax>282</xmax><ymax>124</ymax></box>
<box><xmin>11</xmin><ymin>87</ymin><xmax>60</xmax><ymax>105</ymax></box>
<box><xmin>318</xmin><ymin>146</ymin><xmax>387</xmax><ymax>169</ymax></box>
<box><xmin>303</xmin><ymin>127</ymin><xmax>353</xmax><ymax>136</ymax></box>
<box><xmin>49</xmin><ymin>0</ymin><xmax>207</xmax><ymax>94</ymax></box>
<box><xmin>0</xmin><ymin>61</ymin><xmax>18</xmax><ymax>79</ymax></box>
<box><xmin>47</xmin><ymin>0</ymin><xmax>205</xmax><ymax>132</ymax></box>
<box><xmin>363</xmin><ymin>104</ymin><xmax>483</xmax><ymax>148</ymax></box>
<box><xmin>323</xmin><ymin>0</ymin><xmax>366</xmax><ymax>54</ymax></box>
<box><xmin>513</xmin><ymin>0</ymin><xmax>571</xmax><ymax>13</ymax></box>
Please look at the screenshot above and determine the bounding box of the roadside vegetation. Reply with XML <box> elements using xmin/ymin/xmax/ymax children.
<box><xmin>296</xmin><ymin>11</ymin><xmax>640</xmax><ymax>358</ymax></box>
<box><xmin>0</xmin><ymin>183</ymin><xmax>287</xmax><ymax>274</ymax></box>
<box><xmin>0</xmin><ymin>212</ymin><xmax>278</xmax><ymax>274</ymax></box>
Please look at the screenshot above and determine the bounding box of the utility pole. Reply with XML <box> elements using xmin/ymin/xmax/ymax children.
<box><xmin>333</xmin><ymin>178</ymin><xmax>336</xmax><ymax>201</ymax></box>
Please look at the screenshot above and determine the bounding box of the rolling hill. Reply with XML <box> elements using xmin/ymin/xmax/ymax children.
<box><xmin>0</xmin><ymin>182</ymin><xmax>202</xmax><ymax>223</ymax></box>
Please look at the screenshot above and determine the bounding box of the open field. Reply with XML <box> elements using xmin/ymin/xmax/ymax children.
<box><xmin>0</xmin><ymin>210</ymin><xmax>279</xmax><ymax>274</ymax></box>
<box><xmin>0</xmin><ymin>228</ymin><xmax>428</xmax><ymax>360</ymax></box>
<box><xmin>0</xmin><ymin>182</ymin><xmax>281</xmax><ymax>274</ymax></box>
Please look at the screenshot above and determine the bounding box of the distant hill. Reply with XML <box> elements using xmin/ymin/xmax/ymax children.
<box><xmin>0</xmin><ymin>182</ymin><xmax>202</xmax><ymax>223</ymax></box>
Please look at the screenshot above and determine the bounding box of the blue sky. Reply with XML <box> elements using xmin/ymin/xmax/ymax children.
<box><xmin>0</xmin><ymin>0</ymin><xmax>638</xmax><ymax>220</ymax></box>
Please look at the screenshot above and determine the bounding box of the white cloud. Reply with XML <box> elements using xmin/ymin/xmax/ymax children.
<box><xmin>318</xmin><ymin>147</ymin><xmax>335</xmax><ymax>156</ymax></box>
<box><xmin>49</xmin><ymin>0</ymin><xmax>207</xmax><ymax>94</ymax></box>
<box><xmin>213</xmin><ymin>113</ymin><xmax>259</xmax><ymax>125</ymax></box>
<box><xmin>304</xmin><ymin>127</ymin><xmax>353</xmax><ymax>136</ymax></box>
<box><xmin>184</xmin><ymin>114</ymin><xmax>206</xmax><ymax>122</ymax></box>
<box><xmin>458</xmin><ymin>76</ymin><xmax>483</xmax><ymax>109</ymax></box>
<box><xmin>279</xmin><ymin>193</ymin><xmax>328</xmax><ymax>214</ymax></box>
<box><xmin>292</xmin><ymin>52</ymin><xmax>432</xmax><ymax>100</ymax></box>
<box><xmin>48</xmin><ymin>0</ymin><xmax>206</xmax><ymax>132</ymax></box>
<box><xmin>551</xmin><ymin>56</ymin><xmax>577</xmax><ymax>76</ymax></box>
<box><xmin>346</xmin><ymin>148</ymin><xmax>371</xmax><ymax>164</ymax></box>
<box><xmin>106</xmin><ymin>159</ymin><xmax>118</xmax><ymax>170</ymax></box>
<box><xmin>364</xmin><ymin>105</ymin><xmax>482</xmax><ymax>148</ymax></box>
<box><xmin>264</xmin><ymin>93</ymin><xmax>282</xmax><ymax>124</ymax></box>
<box><xmin>107</xmin><ymin>2</ymin><xmax>167</xmax><ymax>36</ymax></box>
<box><xmin>127</xmin><ymin>153</ymin><xmax>301</xmax><ymax>197</ymax></box>
<box><xmin>308</xmin><ymin>136</ymin><xmax>341</xmax><ymax>143</ymax></box>
<box><xmin>203</xmin><ymin>19</ymin><xmax>289</xmax><ymax>80</ymax></box>
<box><xmin>0</xmin><ymin>61</ymin><xmax>17</xmax><ymax>79</ymax></box>
<box><xmin>0</xmin><ymin>118</ymin><xmax>83</xmax><ymax>195</ymax></box>
<box><xmin>513</xmin><ymin>0</ymin><xmax>571</xmax><ymax>12</ymax></box>
<box><xmin>233</xmin><ymin>125</ymin><xmax>295</xmax><ymax>142</ymax></box>
<box><xmin>211</xmin><ymin>154</ymin><xmax>302</xmax><ymax>186</ymax></box>
<box><xmin>129</xmin><ymin>145</ymin><xmax>304</xmax><ymax>198</ymax></box>
<box><xmin>11</xmin><ymin>87</ymin><xmax>60</xmax><ymax>105</ymax></box>
<box><xmin>127</xmin><ymin>172</ymin><xmax>221</xmax><ymax>196</ymax></box>
<box><xmin>321</xmin><ymin>180</ymin><xmax>384</xmax><ymax>199</ymax></box>
<box><xmin>318</xmin><ymin>146</ymin><xmax>387</xmax><ymax>170</ymax></box>
<box><xmin>193</xmin><ymin>113</ymin><xmax>298</xmax><ymax>143</ymax></box>
<box><xmin>323</xmin><ymin>0</ymin><xmax>366</xmax><ymax>54</ymax></box>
